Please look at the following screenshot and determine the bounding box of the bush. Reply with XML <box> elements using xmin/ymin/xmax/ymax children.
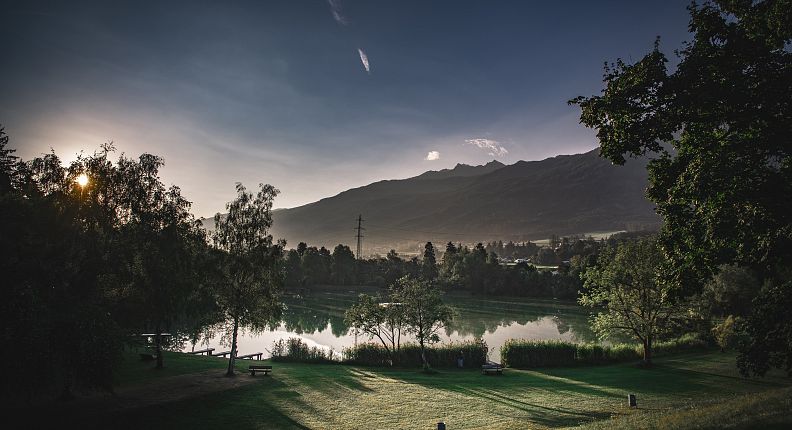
<box><xmin>343</xmin><ymin>339</ymin><xmax>488</xmax><ymax>368</ymax></box>
<box><xmin>711</xmin><ymin>315</ymin><xmax>740</xmax><ymax>351</ymax></box>
<box><xmin>270</xmin><ymin>338</ymin><xmax>336</xmax><ymax>364</ymax></box>
<box><xmin>501</xmin><ymin>340</ymin><xmax>576</xmax><ymax>368</ymax></box>
<box><xmin>501</xmin><ymin>334</ymin><xmax>711</xmax><ymax>368</ymax></box>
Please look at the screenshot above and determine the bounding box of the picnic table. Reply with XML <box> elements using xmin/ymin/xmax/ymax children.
<box><xmin>482</xmin><ymin>361</ymin><xmax>504</xmax><ymax>375</ymax></box>
<box><xmin>249</xmin><ymin>365</ymin><xmax>272</xmax><ymax>376</ymax></box>
<box><xmin>236</xmin><ymin>352</ymin><xmax>264</xmax><ymax>360</ymax></box>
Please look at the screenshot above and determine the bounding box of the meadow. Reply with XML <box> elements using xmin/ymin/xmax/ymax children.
<box><xmin>49</xmin><ymin>350</ymin><xmax>792</xmax><ymax>429</ymax></box>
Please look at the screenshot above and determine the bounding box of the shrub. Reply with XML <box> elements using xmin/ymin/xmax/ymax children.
<box><xmin>711</xmin><ymin>315</ymin><xmax>740</xmax><ymax>351</ymax></box>
<box><xmin>270</xmin><ymin>338</ymin><xmax>336</xmax><ymax>364</ymax></box>
<box><xmin>501</xmin><ymin>340</ymin><xmax>576</xmax><ymax>368</ymax></box>
<box><xmin>343</xmin><ymin>339</ymin><xmax>488</xmax><ymax>368</ymax></box>
<box><xmin>501</xmin><ymin>334</ymin><xmax>711</xmax><ymax>368</ymax></box>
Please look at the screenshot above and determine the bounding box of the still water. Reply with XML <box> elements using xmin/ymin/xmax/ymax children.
<box><xmin>183</xmin><ymin>290</ymin><xmax>595</xmax><ymax>363</ymax></box>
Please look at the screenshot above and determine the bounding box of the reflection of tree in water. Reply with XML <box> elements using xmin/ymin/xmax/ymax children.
<box><xmin>280</xmin><ymin>294</ymin><xmax>354</xmax><ymax>335</ymax></box>
<box><xmin>442</xmin><ymin>296</ymin><xmax>598</xmax><ymax>343</ymax></box>
<box><xmin>278</xmin><ymin>291</ymin><xmax>596</xmax><ymax>343</ymax></box>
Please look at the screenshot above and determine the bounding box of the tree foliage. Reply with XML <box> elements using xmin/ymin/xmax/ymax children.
<box><xmin>344</xmin><ymin>293</ymin><xmax>405</xmax><ymax>365</ymax></box>
<box><xmin>571</xmin><ymin>0</ymin><xmax>792</xmax><ymax>374</ymax></box>
<box><xmin>580</xmin><ymin>239</ymin><xmax>685</xmax><ymax>364</ymax></box>
<box><xmin>392</xmin><ymin>276</ymin><xmax>454</xmax><ymax>369</ymax></box>
<box><xmin>212</xmin><ymin>183</ymin><xmax>284</xmax><ymax>376</ymax></box>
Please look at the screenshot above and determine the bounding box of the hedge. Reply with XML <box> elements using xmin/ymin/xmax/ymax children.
<box><xmin>343</xmin><ymin>340</ymin><xmax>488</xmax><ymax>368</ymax></box>
<box><xmin>501</xmin><ymin>333</ymin><xmax>710</xmax><ymax>368</ymax></box>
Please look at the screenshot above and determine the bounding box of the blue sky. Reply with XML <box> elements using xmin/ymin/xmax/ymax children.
<box><xmin>1</xmin><ymin>0</ymin><xmax>691</xmax><ymax>216</ymax></box>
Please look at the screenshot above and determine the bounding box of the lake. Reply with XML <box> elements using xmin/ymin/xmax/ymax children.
<box><xmin>183</xmin><ymin>290</ymin><xmax>596</xmax><ymax>363</ymax></box>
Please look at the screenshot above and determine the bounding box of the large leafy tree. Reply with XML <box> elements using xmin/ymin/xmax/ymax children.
<box><xmin>212</xmin><ymin>183</ymin><xmax>284</xmax><ymax>376</ymax></box>
<box><xmin>393</xmin><ymin>276</ymin><xmax>454</xmax><ymax>370</ymax></box>
<box><xmin>344</xmin><ymin>292</ymin><xmax>405</xmax><ymax>365</ymax></box>
<box><xmin>571</xmin><ymin>0</ymin><xmax>791</xmax><ymax>374</ymax></box>
<box><xmin>580</xmin><ymin>238</ymin><xmax>684</xmax><ymax>365</ymax></box>
<box><xmin>112</xmin><ymin>153</ymin><xmax>208</xmax><ymax>369</ymax></box>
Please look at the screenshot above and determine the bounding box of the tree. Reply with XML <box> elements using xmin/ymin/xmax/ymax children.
<box><xmin>344</xmin><ymin>293</ymin><xmax>405</xmax><ymax>365</ymax></box>
<box><xmin>212</xmin><ymin>183</ymin><xmax>284</xmax><ymax>376</ymax></box>
<box><xmin>422</xmin><ymin>242</ymin><xmax>438</xmax><ymax>281</ymax></box>
<box><xmin>580</xmin><ymin>238</ymin><xmax>683</xmax><ymax>365</ymax></box>
<box><xmin>570</xmin><ymin>0</ymin><xmax>792</xmax><ymax>374</ymax></box>
<box><xmin>737</xmin><ymin>281</ymin><xmax>792</xmax><ymax>376</ymax></box>
<box><xmin>331</xmin><ymin>244</ymin><xmax>356</xmax><ymax>285</ymax></box>
<box><xmin>115</xmin><ymin>153</ymin><xmax>204</xmax><ymax>369</ymax></box>
<box><xmin>393</xmin><ymin>276</ymin><xmax>454</xmax><ymax>370</ymax></box>
<box><xmin>284</xmin><ymin>249</ymin><xmax>304</xmax><ymax>287</ymax></box>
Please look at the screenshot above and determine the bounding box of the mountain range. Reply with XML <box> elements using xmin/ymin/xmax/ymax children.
<box><xmin>216</xmin><ymin>149</ymin><xmax>661</xmax><ymax>255</ymax></box>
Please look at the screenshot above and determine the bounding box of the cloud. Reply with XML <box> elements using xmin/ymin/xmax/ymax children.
<box><xmin>358</xmin><ymin>48</ymin><xmax>370</xmax><ymax>73</ymax></box>
<box><xmin>425</xmin><ymin>150</ymin><xmax>440</xmax><ymax>161</ymax></box>
<box><xmin>327</xmin><ymin>0</ymin><xmax>348</xmax><ymax>25</ymax></box>
<box><xmin>464</xmin><ymin>138</ymin><xmax>508</xmax><ymax>157</ymax></box>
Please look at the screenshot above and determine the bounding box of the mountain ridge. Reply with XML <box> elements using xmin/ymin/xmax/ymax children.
<box><xmin>204</xmin><ymin>149</ymin><xmax>660</xmax><ymax>254</ymax></box>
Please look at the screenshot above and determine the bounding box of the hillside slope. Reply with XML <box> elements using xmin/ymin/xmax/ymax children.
<box><xmin>261</xmin><ymin>149</ymin><xmax>659</xmax><ymax>253</ymax></box>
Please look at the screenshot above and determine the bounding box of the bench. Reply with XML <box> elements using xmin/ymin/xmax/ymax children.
<box><xmin>236</xmin><ymin>352</ymin><xmax>263</xmax><ymax>360</ymax></box>
<box><xmin>249</xmin><ymin>365</ymin><xmax>272</xmax><ymax>376</ymax></box>
<box><xmin>482</xmin><ymin>363</ymin><xmax>504</xmax><ymax>375</ymax></box>
<box><xmin>188</xmin><ymin>348</ymin><xmax>215</xmax><ymax>356</ymax></box>
<box><xmin>212</xmin><ymin>350</ymin><xmax>232</xmax><ymax>357</ymax></box>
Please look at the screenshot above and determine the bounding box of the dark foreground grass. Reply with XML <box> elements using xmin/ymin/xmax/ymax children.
<box><xmin>89</xmin><ymin>351</ymin><xmax>792</xmax><ymax>429</ymax></box>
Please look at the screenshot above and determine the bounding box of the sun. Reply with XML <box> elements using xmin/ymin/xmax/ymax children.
<box><xmin>76</xmin><ymin>173</ymin><xmax>89</xmax><ymax>187</ymax></box>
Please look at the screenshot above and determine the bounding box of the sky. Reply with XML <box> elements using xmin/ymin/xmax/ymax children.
<box><xmin>1</xmin><ymin>0</ymin><xmax>692</xmax><ymax>216</ymax></box>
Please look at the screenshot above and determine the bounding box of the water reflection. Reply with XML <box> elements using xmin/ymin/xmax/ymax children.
<box><xmin>184</xmin><ymin>291</ymin><xmax>596</xmax><ymax>363</ymax></box>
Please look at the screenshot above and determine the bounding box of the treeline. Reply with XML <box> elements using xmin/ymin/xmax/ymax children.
<box><xmin>282</xmin><ymin>235</ymin><xmax>651</xmax><ymax>299</ymax></box>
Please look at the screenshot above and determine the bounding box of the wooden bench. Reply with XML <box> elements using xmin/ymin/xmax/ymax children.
<box><xmin>236</xmin><ymin>352</ymin><xmax>263</xmax><ymax>360</ymax></box>
<box><xmin>249</xmin><ymin>365</ymin><xmax>272</xmax><ymax>376</ymax></box>
<box><xmin>212</xmin><ymin>350</ymin><xmax>232</xmax><ymax>357</ymax></box>
<box><xmin>482</xmin><ymin>364</ymin><xmax>504</xmax><ymax>375</ymax></box>
<box><xmin>188</xmin><ymin>348</ymin><xmax>215</xmax><ymax>356</ymax></box>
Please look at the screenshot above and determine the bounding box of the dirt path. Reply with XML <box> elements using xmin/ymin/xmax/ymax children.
<box><xmin>61</xmin><ymin>369</ymin><xmax>262</xmax><ymax>417</ymax></box>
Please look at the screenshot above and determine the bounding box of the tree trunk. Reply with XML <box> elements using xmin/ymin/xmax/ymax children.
<box><xmin>155</xmin><ymin>327</ymin><xmax>163</xmax><ymax>369</ymax></box>
<box><xmin>419</xmin><ymin>338</ymin><xmax>428</xmax><ymax>370</ymax></box>
<box><xmin>642</xmin><ymin>337</ymin><xmax>652</xmax><ymax>365</ymax></box>
<box><xmin>226</xmin><ymin>317</ymin><xmax>239</xmax><ymax>376</ymax></box>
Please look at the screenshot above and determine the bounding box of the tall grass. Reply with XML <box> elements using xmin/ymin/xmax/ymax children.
<box><xmin>501</xmin><ymin>333</ymin><xmax>710</xmax><ymax>368</ymax></box>
<box><xmin>270</xmin><ymin>338</ymin><xmax>336</xmax><ymax>364</ymax></box>
<box><xmin>343</xmin><ymin>340</ymin><xmax>488</xmax><ymax>368</ymax></box>
<box><xmin>501</xmin><ymin>340</ymin><xmax>577</xmax><ymax>368</ymax></box>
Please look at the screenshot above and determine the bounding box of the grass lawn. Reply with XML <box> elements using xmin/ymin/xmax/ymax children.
<box><xmin>96</xmin><ymin>350</ymin><xmax>792</xmax><ymax>429</ymax></box>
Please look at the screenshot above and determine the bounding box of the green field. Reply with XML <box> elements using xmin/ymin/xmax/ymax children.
<box><xmin>59</xmin><ymin>350</ymin><xmax>791</xmax><ymax>429</ymax></box>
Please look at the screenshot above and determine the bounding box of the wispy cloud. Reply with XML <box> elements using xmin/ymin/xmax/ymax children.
<box><xmin>425</xmin><ymin>150</ymin><xmax>440</xmax><ymax>161</ymax></box>
<box><xmin>327</xmin><ymin>0</ymin><xmax>348</xmax><ymax>25</ymax></box>
<box><xmin>358</xmin><ymin>48</ymin><xmax>370</xmax><ymax>74</ymax></box>
<box><xmin>465</xmin><ymin>138</ymin><xmax>508</xmax><ymax>157</ymax></box>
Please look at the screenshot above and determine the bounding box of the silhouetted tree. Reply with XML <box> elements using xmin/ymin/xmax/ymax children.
<box><xmin>212</xmin><ymin>183</ymin><xmax>284</xmax><ymax>376</ymax></box>
<box><xmin>332</xmin><ymin>244</ymin><xmax>356</xmax><ymax>284</ymax></box>
<box><xmin>422</xmin><ymin>242</ymin><xmax>438</xmax><ymax>281</ymax></box>
<box><xmin>571</xmin><ymin>0</ymin><xmax>792</xmax><ymax>374</ymax></box>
